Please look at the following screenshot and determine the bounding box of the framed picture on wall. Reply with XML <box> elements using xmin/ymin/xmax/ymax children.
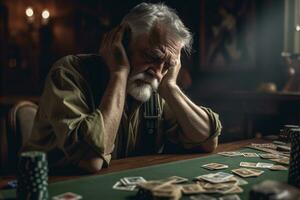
<box><xmin>199</xmin><ymin>0</ymin><xmax>256</xmax><ymax>72</ymax></box>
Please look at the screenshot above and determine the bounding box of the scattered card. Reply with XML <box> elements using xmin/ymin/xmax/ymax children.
<box><xmin>121</xmin><ymin>176</ymin><xmax>146</xmax><ymax>185</ymax></box>
<box><xmin>202</xmin><ymin>163</ymin><xmax>229</xmax><ymax>170</ymax></box>
<box><xmin>240</xmin><ymin>162</ymin><xmax>257</xmax><ymax>168</ymax></box>
<box><xmin>259</xmin><ymin>153</ymin><xmax>280</xmax><ymax>159</ymax></box>
<box><xmin>181</xmin><ymin>184</ymin><xmax>205</xmax><ymax>194</ymax></box>
<box><xmin>270</xmin><ymin>165</ymin><xmax>288</xmax><ymax>170</ymax></box>
<box><xmin>242</xmin><ymin>153</ymin><xmax>259</xmax><ymax>157</ymax></box>
<box><xmin>197</xmin><ymin>172</ymin><xmax>234</xmax><ymax>183</ymax></box>
<box><xmin>112</xmin><ymin>181</ymin><xmax>136</xmax><ymax>191</ymax></box>
<box><xmin>231</xmin><ymin>168</ymin><xmax>264</xmax><ymax>178</ymax></box>
<box><xmin>270</xmin><ymin>158</ymin><xmax>289</xmax><ymax>165</ymax></box>
<box><xmin>218</xmin><ymin>152</ymin><xmax>242</xmax><ymax>157</ymax></box>
<box><xmin>256</xmin><ymin>162</ymin><xmax>274</xmax><ymax>169</ymax></box>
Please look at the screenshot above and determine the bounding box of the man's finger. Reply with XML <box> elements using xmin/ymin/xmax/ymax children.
<box><xmin>114</xmin><ymin>24</ymin><xmax>131</xmax><ymax>43</ymax></box>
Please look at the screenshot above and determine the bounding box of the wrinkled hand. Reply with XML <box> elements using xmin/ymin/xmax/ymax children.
<box><xmin>99</xmin><ymin>25</ymin><xmax>130</xmax><ymax>74</ymax></box>
<box><xmin>158</xmin><ymin>55</ymin><xmax>181</xmax><ymax>95</ymax></box>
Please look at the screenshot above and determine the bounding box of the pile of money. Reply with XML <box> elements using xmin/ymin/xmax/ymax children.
<box><xmin>17</xmin><ymin>151</ymin><xmax>48</xmax><ymax>200</ymax></box>
<box><xmin>137</xmin><ymin>181</ymin><xmax>182</xmax><ymax>200</ymax></box>
<box><xmin>194</xmin><ymin>172</ymin><xmax>245</xmax><ymax>194</ymax></box>
<box><xmin>115</xmin><ymin>174</ymin><xmax>245</xmax><ymax>199</ymax></box>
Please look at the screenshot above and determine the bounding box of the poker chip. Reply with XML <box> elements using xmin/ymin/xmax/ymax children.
<box><xmin>288</xmin><ymin>129</ymin><xmax>300</xmax><ymax>188</ymax></box>
<box><xmin>17</xmin><ymin>151</ymin><xmax>49</xmax><ymax>200</ymax></box>
<box><xmin>279</xmin><ymin>125</ymin><xmax>300</xmax><ymax>142</ymax></box>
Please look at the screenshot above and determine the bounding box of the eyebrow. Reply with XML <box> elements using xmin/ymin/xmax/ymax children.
<box><xmin>143</xmin><ymin>48</ymin><xmax>175</xmax><ymax>67</ymax></box>
<box><xmin>145</xmin><ymin>48</ymin><xmax>165</xmax><ymax>60</ymax></box>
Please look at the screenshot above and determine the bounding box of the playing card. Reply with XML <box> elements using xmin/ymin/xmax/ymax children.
<box><xmin>231</xmin><ymin>168</ymin><xmax>264</xmax><ymax>178</ymax></box>
<box><xmin>221</xmin><ymin>186</ymin><xmax>243</xmax><ymax>194</ymax></box>
<box><xmin>256</xmin><ymin>162</ymin><xmax>274</xmax><ymax>168</ymax></box>
<box><xmin>202</xmin><ymin>163</ymin><xmax>229</xmax><ymax>170</ymax></box>
<box><xmin>248</xmin><ymin>168</ymin><xmax>265</xmax><ymax>175</ymax></box>
<box><xmin>242</xmin><ymin>153</ymin><xmax>259</xmax><ymax>157</ymax></box>
<box><xmin>259</xmin><ymin>153</ymin><xmax>280</xmax><ymax>159</ymax></box>
<box><xmin>181</xmin><ymin>184</ymin><xmax>205</xmax><ymax>194</ymax></box>
<box><xmin>52</xmin><ymin>192</ymin><xmax>82</xmax><ymax>200</ymax></box>
<box><xmin>240</xmin><ymin>162</ymin><xmax>257</xmax><ymax>168</ymax></box>
<box><xmin>113</xmin><ymin>181</ymin><xmax>136</xmax><ymax>191</ymax></box>
<box><xmin>218</xmin><ymin>152</ymin><xmax>242</xmax><ymax>157</ymax></box>
<box><xmin>198</xmin><ymin>172</ymin><xmax>233</xmax><ymax>183</ymax></box>
<box><xmin>270</xmin><ymin>165</ymin><xmax>288</xmax><ymax>170</ymax></box>
<box><xmin>232</xmin><ymin>176</ymin><xmax>248</xmax><ymax>186</ymax></box>
<box><xmin>164</xmin><ymin>176</ymin><xmax>188</xmax><ymax>184</ymax></box>
<box><xmin>121</xmin><ymin>176</ymin><xmax>146</xmax><ymax>185</ymax></box>
<box><xmin>203</xmin><ymin>182</ymin><xmax>237</xmax><ymax>190</ymax></box>
<box><xmin>270</xmin><ymin>158</ymin><xmax>289</xmax><ymax>165</ymax></box>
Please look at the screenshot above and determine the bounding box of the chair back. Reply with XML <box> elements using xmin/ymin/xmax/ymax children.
<box><xmin>1</xmin><ymin>101</ymin><xmax>38</xmax><ymax>173</ymax></box>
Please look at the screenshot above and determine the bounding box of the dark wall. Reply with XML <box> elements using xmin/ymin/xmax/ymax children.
<box><xmin>0</xmin><ymin>0</ymin><xmax>285</xmax><ymax>96</ymax></box>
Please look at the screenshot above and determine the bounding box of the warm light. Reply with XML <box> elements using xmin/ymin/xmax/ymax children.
<box><xmin>42</xmin><ymin>10</ymin><xmax>50</xmax><ymax>19</ymax></box>
<box><xmin>25</xmin><ymin>7</ymin><xmax>34</xmax><ymax>17</ymax></box>
<box><xmin>296</xmin><ymin>25</ymin><xmax>300</xmax><ymax>32</ymax></box>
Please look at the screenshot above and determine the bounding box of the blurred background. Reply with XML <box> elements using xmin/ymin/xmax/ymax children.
<box><xmin>0</xmin><ymin>0</ymin><xmax>300</xmax><ymax>143</ymax></box>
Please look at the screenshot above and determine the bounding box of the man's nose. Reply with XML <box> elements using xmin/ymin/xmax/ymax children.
<box><xmin>147</xmin><ymin>63</ymin><xmax>164</xmax><ymax>81</ymax></box>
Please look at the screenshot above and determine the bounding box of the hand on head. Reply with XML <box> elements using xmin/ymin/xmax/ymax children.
<box><xmin>99</xmin><ymin>24</ymin><xmax>131</xmax><ymax>74</ymax></box>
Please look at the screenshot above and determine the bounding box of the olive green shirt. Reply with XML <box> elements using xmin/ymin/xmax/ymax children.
<box><xmin>24</xmin><ymin>54</ymin><xmax>222</xmax><ymax>168</ymax></box>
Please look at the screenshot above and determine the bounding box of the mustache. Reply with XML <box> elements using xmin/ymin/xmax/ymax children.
<box><xmin>128</xmin><ymin>72</ymin><xmax>159</xmax><ymax>91</ymax></box>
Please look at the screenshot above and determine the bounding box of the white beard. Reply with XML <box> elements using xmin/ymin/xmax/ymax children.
<box><xmin>127</xmin><ymin>72</ymin><xmax>159</xmax><ymax>102</ymax></box>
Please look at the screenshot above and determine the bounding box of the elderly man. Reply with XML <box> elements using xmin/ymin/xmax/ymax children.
<box><xmin>24</xmin><ymin>3</ymin><xmax>222</xmax><ymax>173</ymax></box>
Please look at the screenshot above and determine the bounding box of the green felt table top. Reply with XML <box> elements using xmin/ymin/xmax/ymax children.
<box><xmin>0</xmin><ymin>147</ymin><xmax>288</xmax><ymax>200</ymax></box>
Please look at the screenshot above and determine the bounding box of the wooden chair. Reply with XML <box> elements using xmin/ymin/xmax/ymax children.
<box><xmin>1</xmin><ymin>101</ymin><xmax>38</xmax><ymax>173</ymax></box>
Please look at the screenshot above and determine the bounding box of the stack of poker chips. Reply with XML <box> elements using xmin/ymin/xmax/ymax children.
<box><xmin>288</xmin><ymin>128</ymin><xmax>300</xmax><ymax>188</ymax></box>
<box><xmin>17</xmin><ymin>151</ymin><xmax>49</xmax><ymax>200</ymax></box>
<box><xmin>279</xmin><ymin>125</ymin><xmax>300</xmax><ymax>142</ymax></box>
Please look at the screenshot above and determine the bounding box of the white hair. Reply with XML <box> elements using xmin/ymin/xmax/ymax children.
<box><xmin>122</xmin><ymin>2</ymin><xmax>193</xmax><ymax>54</ymax></box>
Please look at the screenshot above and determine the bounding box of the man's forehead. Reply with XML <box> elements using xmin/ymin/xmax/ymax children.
<box><xmin>131</xmin><ymin>26</ymin><xmax>183</xmax><ymax>60</ymax></box>
<box><xmin>148</xmin><ymin>23</ymin><xmax>183</xmax><ymax>52</ymax></box>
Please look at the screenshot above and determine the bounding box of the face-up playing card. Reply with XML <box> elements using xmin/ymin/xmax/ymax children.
<box><xmin>259</xmin><ymin>153</ymin><xmax>280</xmax><ymax>159</ymax></box>
<box><xmin>197</xmin><ymin>172</ymin><xmax>233</xmax><ymax>183</ymax></box>
<box><xmin>112</xmin><ymin>181</ymin><xmax>136</xmax><ymax>191</ymax></box>
<box><xmin>52</xmin><ymin>192</ymin><xmax>82</xmax><ymax>200</ymax></box>
<box><xmin>121</xmin><ymin>176</ymin><xmax>146</xmax><ymax>185</ymax></box>
<box><xmin>202</xmin><ymin>163</ymin><xmax>229</xmax><ymax>170</ymax></box>
<box><xmin>231</xmin><ymin>168</ymin><xmax>264</xmax><ymax>178</ymax></box>
<box><xmin>256</xmin><ymin>162</ymin><xmax>274</xmax><ymax>168</ymax></box>
<box><xmin>270</xmin><ymin>158</ymin><xmax>289</xmax><ymax>165</ymax></box>
<box><xmin>240</xmin><ymin>162</ymin><xmax>257</xmax><ymax>168</ymax></box>
<box><xmin>181</xmin><ymin>184</ymin><xmax>205</xmax><ymax>194</ymax></box>
<box><xmin>218</xmin><ymin>152</ymin><xmax>242</xmax><ymax>157</ymax></box>
<box><xmin>270</xmin><ymin>165</ymin><xmax>288</xmax><ymax>170</ymax></box>
<box><xmin>242</xmin><ymin>153</ymin><xmax>259</xmax><ymax>157</ymax></box>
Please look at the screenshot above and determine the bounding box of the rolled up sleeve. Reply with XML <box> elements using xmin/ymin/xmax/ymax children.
<box><xmin>43</xmin><ymin>62</ymin><xmax>111</xmax><ymax>166</ymax></box>
<box><xmin>163</xmin><ymin>103</ymin><xmax>222</xmax><ymax>150</ymax></box>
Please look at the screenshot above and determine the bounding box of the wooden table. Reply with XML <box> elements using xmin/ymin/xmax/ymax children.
<box><xmin>0</xmin><ymin>138</ymin><xmax>269</xmax><ymax>189</ymax></box>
